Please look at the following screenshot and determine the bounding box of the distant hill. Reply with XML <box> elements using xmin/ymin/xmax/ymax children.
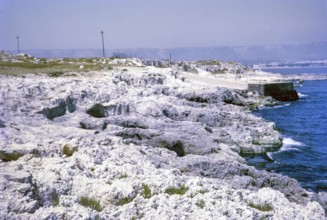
<box><xmin>14</xmin><ymin>42</ymin><xmax>327</xmax><ymax>65</ymax></box>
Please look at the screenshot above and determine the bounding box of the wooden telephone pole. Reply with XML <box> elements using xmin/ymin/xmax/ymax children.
<box><xmin>16</xmin><ymin>36</ymin><xmax>20</xmax><ymax>54</ymax></box>
<box><xmin>101</xmin><ymin>31</ymin><xmax>105</xmax><ymax>57</ymax></box>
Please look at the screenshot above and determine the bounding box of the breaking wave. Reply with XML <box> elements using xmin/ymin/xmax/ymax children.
<box><xmin>266</xmin><ymin>137</ymin><xmax>304</xmax><ymax>160</ymax></box>
<box><xmin>298</xmin><ymin>93</ymin><xmax>308</xmax><ymax>98</ymax></box>
<box><xmin>258</xmin><ymin>103</ymin><xmax>290</xmax><ymax>110</ymax></box>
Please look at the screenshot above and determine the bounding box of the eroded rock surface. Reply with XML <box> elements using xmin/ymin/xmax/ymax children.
<box><xmin>0</xmin><ymin>64</ymin><xmax>325</xmax><ymax>219</ymax></box>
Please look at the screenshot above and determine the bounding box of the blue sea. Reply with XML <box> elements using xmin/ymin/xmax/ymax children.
<box><xmin>246</xmin><ymin>66</ymin><xmax>327</xmax><ymax>192</ymax></box>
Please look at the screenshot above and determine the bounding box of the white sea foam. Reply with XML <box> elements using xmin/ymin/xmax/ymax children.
<box><xmin>298</xmin><ymin>93</ymin><xmax>308</xmax><ymax>98</ymax></box>
<box><xmin>275</xmin><ymin>103</ymin><xmax>291</xmax><ymax>109</ymax></box>
<box><xmin>280</xmin><ymin>137</ymin><xmax>305</xmax><ymax>152</ymax></box>
<box><xmin>258</xmin><ymin>103</ymin><xmax>291</xmax><ymax>110</ymax></box>
<box><xmin>269</xmin><ymin>137</ymin><xmax>304</xmax><ymax>155</ymax></box>
<box><xmin>283</xmin><ymin>137</ymin><xmax>305</xmax><ymax>147</ymax></box>
<box><xmin>267</xmin><ymin>152</ymin><xmax>274</xmax><ymax>160</ymax></box>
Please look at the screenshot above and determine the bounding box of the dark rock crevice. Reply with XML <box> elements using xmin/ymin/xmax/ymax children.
<box><xmin>37</xmin><ymin>96</ymin><xmax>77</xmax><ymax>120</ymax></box>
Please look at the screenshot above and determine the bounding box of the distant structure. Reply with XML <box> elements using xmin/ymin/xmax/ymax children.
<box><xmin>101</xmin><ymin>31</ymin><xmax>105</xmax><ymax>57</ymax></box>
<box><xmin>112</xmin><ymin>52</ymin><xmax>128</xmax><ymax>58</ymax></box>
<box><xmin>169</xmin><ymin>53</ymin><xmax>172</xmax><ymax>67</ymax></box>
<box><xmin>16</xmin><ymin>36</ymin><xmax>20</xmax><ymax>54</ymax></box>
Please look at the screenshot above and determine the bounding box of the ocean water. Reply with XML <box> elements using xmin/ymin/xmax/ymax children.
<box><xmin>246</xmin><ymin>67</ymin><xmax>327</xmax><ymax>192</ymax></box>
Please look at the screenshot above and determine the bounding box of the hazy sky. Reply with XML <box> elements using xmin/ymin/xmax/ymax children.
<box><xmin>1</xmin><ymin>0</ymin><xmax>327</xmax><ymax>51</ymax></box>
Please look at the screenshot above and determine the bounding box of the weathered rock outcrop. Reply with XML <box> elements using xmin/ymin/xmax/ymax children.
<box><xmin>0</xmin><ymin>64</ymin><xmax>325</xmax><ymax>219</ymax></box>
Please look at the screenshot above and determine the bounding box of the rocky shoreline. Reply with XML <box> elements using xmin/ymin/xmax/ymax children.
<box><xmin>0</xmin><ymin>58</ymin><xmax>326</xmax><ymax>219</ymax></box>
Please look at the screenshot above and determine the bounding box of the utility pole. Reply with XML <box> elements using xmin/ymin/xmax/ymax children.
<box><xmin>169</xmin><ymin>53</ymin><xmax>171</xmax><ymax>67</ymax></box>
<box><xmin>16</xmin><ymin>36</ymin><xmax>20</xmax><ymax>54</ymax></box>
<box><xmin>101</xmin><ymin>31</ymin><xmax>105</xmax><ymax>57</ymax></box>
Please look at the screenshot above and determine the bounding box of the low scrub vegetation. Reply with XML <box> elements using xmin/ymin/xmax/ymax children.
<box><xmin>118</xmin><ymin>196</ymin><xmax>134</xmax><ymax>206</ymax></box>
<box><xmin>165</xmin><ymin>184</ymin><xmax>189</xmax><ymax>195</ymax></box>
<box><xmin>0</xmin><ymin>151</ymin><xmax>24</xmax><ymax>162</ymax></box>
<box><xmin>62</xmin><ymin>145</ymin><xmax>78</xmax><ymax>157</ymax></box>
<box><xmin>248</xmin><ymin>202</ymin><xmax>273</xmax><ymax>212</ymax></box>
<box><xmin>141</xmin><ymin>183</ymin><xmax>152</xmax><ymax>199</ymax></box>
<box><xmin>80</xmin><ymin>196</ymin><xmax>103</xmax><ymax>212</ymax></box>
<box><xmin>0</xmin><ymin>56</ymin><xmax>112</xmax><ymax>76</ymax></box>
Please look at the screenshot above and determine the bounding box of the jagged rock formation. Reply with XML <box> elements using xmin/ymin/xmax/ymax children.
<box><xmin>0</xmin><ymin>63</ymin><xmax>325</xmax><ymax>219</ymax></box>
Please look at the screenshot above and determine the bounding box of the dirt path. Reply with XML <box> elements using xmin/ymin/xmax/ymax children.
<box><xmin>184</xmin><ymin>72</ymin><xmax>249</xmax><ymax>90</ymax></box>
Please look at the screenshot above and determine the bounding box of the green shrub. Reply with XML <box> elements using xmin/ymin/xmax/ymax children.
<box><xmin>62</xmin><ymin>145</ymin><xmax>78</xmax><ymax>157</ymax></box>
<box><xmin>142</xmin><ymin>183</ymin><xmax>152</xmax><ymax>199</ymax></box>
<box><xmin>80</xmin><ymin>196</ymin><xmax>103</xmax><ymax>212</ymax></box>
<box><xmin>165</xmin><ymin>184</ymin><xmax>189</xmax><ymax>195</ymax></box>
<box><xmin>248</xmin><ymin>202</ymin><xmax>273</xmax><ymax>212</ymax></box>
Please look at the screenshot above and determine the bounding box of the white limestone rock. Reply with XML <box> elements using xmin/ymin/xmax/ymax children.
<box><xmin>0</xmin><ymin>62</ymin><xmax>325</xmax><ymax>219</ymax></box>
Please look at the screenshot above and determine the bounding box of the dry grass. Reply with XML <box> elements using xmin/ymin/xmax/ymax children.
<box><xmin>0</xmin><ymin>58</ymin><xmax>112</xmax><ymax>76</ymax></box>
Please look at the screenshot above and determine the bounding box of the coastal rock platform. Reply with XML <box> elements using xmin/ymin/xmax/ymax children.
<box><xmin>0</xmin><ymin>59</ymin><xmax>325</xmax><ymax>219</ymax></box>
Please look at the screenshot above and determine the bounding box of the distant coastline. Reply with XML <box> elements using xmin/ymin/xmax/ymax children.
<box><xmin>7</xmin><ymin>41</ymin><xmax>327</xmax><ymax>64</ymax></box>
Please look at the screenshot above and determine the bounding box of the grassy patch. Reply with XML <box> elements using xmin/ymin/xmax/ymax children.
<box><xmin>80</xmin><ymin>196</ymin><xmax>103</xmax><ymax>212</ymax></box>
<box><xmin>118</xmin><ymin>197</ymin><xmax>134</xmax><ymax>206</ymax></box>
<box><xmin>0</xmin><ymin>58</ymin><xmax>111</xmax><ymax>76</ymax></box>
<box><xmin>248</xmin><ymin>202</ymin><xmax>273</xmax><ymax>212</ymax></box>
<box><xmin>0</xmin><ymin>151</ymin><xmax>24</xmax><ymax>162</ymax></box>
<box><xmin>196</xmin><ymin>60</ymin><xmax>221</xmax><ymax>65</ymax></box>
<box><xmin>165</xmin><ymin>184</ymin><xmax>189</xmax><ymax>196</ymax></box>
<box><xmin>62</xmin><ymin>145</ymin><xmax>78</xmax><ymax>157</ymax></box>
<box><xmin>141</xmin><ymin>183</ymin><xmax>152</xmax><ymax>199</ymax></box>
